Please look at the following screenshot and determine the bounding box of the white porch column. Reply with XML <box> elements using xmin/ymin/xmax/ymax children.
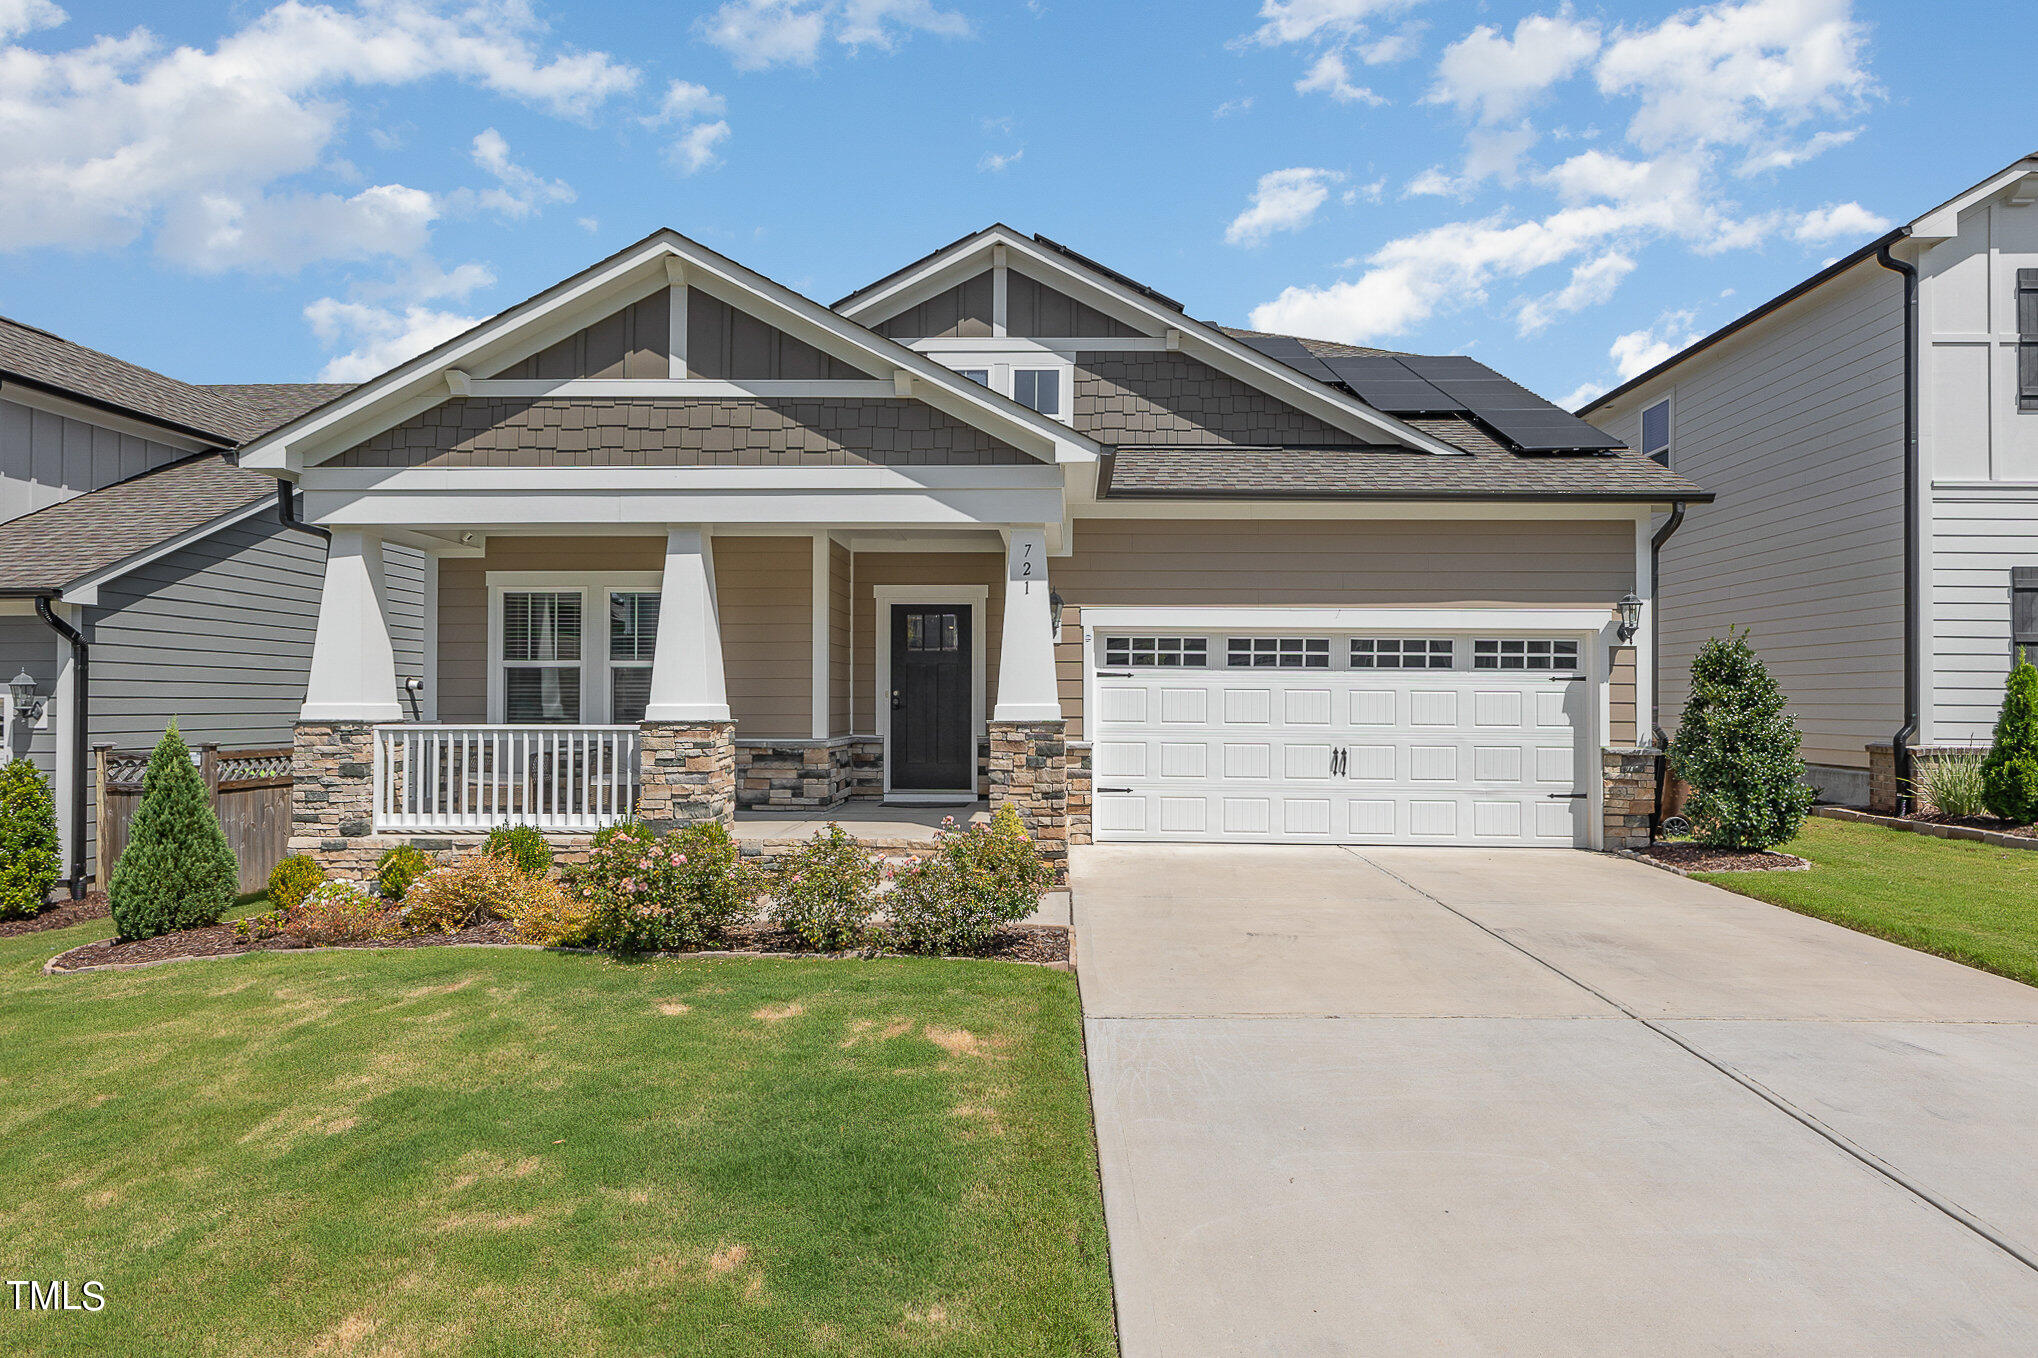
<box><xmin>992</xmin><ymin>527</ymin><xmax>1062</xmax><ymax>721</ymax></box>
<box><xmin>300</xmin><ymin>529</ymin><xmax>403</xmax><ymax>721</ymax></box>
<box><xmin>644</xmin><ymin>526</ymin><xmax>731</xmax><ymax>722</ymax></box>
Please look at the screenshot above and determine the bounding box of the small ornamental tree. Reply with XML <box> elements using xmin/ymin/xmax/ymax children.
<box><xmin>1667</xmin><ymin>631</ymin><xmax>1815</xmax><ymax>850</ymax></box>
<box><xmin>1981</xmin><ymin>651</ymin><xmax>2038</xmax><ymax>824</ymax></box>
<box><xmin>108</xmin><ymin>722</ymin><xmax>239</xmax><ymax>940</ymax></box>
<box><xmin>0</xmin><ymin>758</ymin><xmax>61</xmax><ymax>919</ymax></box>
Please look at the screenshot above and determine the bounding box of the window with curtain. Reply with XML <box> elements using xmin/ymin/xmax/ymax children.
<box><xmin>502</xmin><ymin>591</ymin><xmax>582</xmax><ymax>722</ymax></box>
<box><xmin>609</xmin><ymin>591</ymin><xmax>660</xmax><ymax>723</ymax></box>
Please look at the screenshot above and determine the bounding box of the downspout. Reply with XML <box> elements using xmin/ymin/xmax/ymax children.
<box><xmin>1648</xmin><ymin>500</ymin><xmax>1688</xmax><ymax>838</ymax></box>
<box><xmin>33</xmin><ymin>595</ymin><xmax>89</xmax><ymax>899</ymax></box>
<box><xmin>275</xmin><ymin>481</ymin><xmax>330</xmax><ymax>542</ymax></box>
<box><xmin>1876</xmin><ymin>237</ymin><xmax>1920</xmax><ymax>815</ymax></box>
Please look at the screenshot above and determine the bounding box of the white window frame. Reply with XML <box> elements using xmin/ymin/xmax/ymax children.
<box><xmin>486</xmin><ymin>571</ymin><xmax>663</xmax><ymax>724</ymax></box>
<box><xmin>871</xmin><ymin>584</ymin><xmax>988</xmax><ymax>803</ymax></box>
<box><xmin>923</xmin><ymin>350</ymin><xmax>1075</xmax><ymax>427</ymax></box>
<box><xmin>1640</xmin><ymin>393</ymin><xmax>1673</xmax><ymax>466</ymax></box>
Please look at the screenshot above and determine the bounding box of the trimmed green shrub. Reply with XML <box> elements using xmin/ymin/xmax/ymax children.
<box><xmin>108</xmin><ymin>722</ymin><xmax>239</xmax><ymax>940</ymax></box>
<box><xmin>375</xmin><ymin>844</ymin><xmax>433</xmax><ymax>900</ymax></box>
<box><xmin>1981</xmin><ymin>652</ymin><xmax>2038</xmax><ymax>824</ymax></box>
<box><xmin>267</xmin><ymin>855</ymin><xmax>326</xmax><ymax>913</ymax></box>
<box><xmin>1666</xmin><ymin>632</ymin><xmax>1815</xmax><ymax>851</ymax></box>
<box><xmin>484</xmin><ymin>823</ymin><xmax>552</xmax><ymax>877</ymax></box>
<box><xmin>768</xmin><ymin>824</ymin><xmax>881</xmax><ymax>951</ymax></box>
<box><xmin>884</xmin><ymin>807</ymin><xmax>1052</xmax><ymax>955</ymax></box>
<box><xmin>0</xmin><ymin>758</ymin><xmax>60</xmax><ymax>919</ymax></box>
<box><xmin>1914</xmin><ymin>749</ymin><xmax>1990</xmax><ymax>820</ymax></box>
<box><xmin>580</xmin><ymin>820</ymin><xmax>758</xmax><ymax>953</ymax></box>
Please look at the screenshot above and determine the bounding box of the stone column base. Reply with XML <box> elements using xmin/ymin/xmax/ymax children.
<box><xmin>1602</xmin><ymin>746</ymin><xmax>1658</xmax><ymax>852</ymax></box>
<box><xmin>639</xmin><ymin>721</ymin><xmax>736</xmax><ymax>831</ymax></box>
<box><xmin>989</xmin><ymin>719</ymin><xmax>1069</xmax><ymax>881</ymax></box>
<box><xmin>289</xmin><ymin>721</ymin><xmax>379</xmax><ymax>869</ymax></box>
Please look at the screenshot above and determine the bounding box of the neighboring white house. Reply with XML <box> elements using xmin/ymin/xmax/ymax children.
<box><xmin>1583</xmin><ymin>151</ymin><xmax>2038</xmax><ymax>810</ymax></box>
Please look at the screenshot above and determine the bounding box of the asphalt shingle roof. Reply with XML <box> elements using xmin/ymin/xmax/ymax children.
<box><xmin>1102</xmin><ymin>439</ymin><xmax>1707</xmax><ymax>501</ymax></box>
<box><xmin>0</xmin><ymin>454</ymin><xmax>278</xmax><ymax>593</ymax></box>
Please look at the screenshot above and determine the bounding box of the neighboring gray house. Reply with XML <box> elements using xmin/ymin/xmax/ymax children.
<box><xmin>1583</xmin><ymin>152</ymin><xmax>2038</xmax><ymax>810</ymax></box>
<box><xmin>0</xmin><ymin>317</ymin><xmax>424</xmax><ymax>896</ymax></box>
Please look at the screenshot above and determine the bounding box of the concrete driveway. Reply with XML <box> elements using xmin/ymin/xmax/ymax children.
<box><xmin>1074</xmin><ymin>845</ymin><xmax>2038</xmax><ymax>1356</ymax></box>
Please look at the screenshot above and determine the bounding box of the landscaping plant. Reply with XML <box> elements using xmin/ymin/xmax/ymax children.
<box><xmin>1981</xmin><ymin>651</ymin><xmax>2038</xmax><ymax>824</ymax></box>
<box><xmin>885</xmin><ymin>807</ymin><xmax>1051</xmax><ymax>955</ymax></box>
<box><xmin>578</xmin><ymin>819</ymin><xmax>757</xmax><ymax>953</ymax></box>
<box><xmin>267</xmin><ymin>854</ymin><xmax>326</xmax><ymax>912</ymax></box>
<box><xmin>281</xmin><ymin>880</ymin><xmax>388</xmax><ymax>946</ymax></box>
<box><xmin>0</xmin><ymin>757</ymin><xmax>60</xmax><ymax>919</ymax></box>
<box><xmin>108</xmin><ymin>721</ymin><xmax>239</xmax><ymax>940</ymax></box>
<box><xmin>767</xmin><ymin>824</ymin><xmax>881</xmax><ymax>951</ymax></box>
<box><xmin>484</xmin><ymin>823</ymin><xmax>553</xmax><ymax>877</ymax></box>
<box><xmin>400</xmin><ymin>852</ymin><xmax>562</xmax><ymax>934</ymax></box>
<box><xmin>1667</xmin><ymin>632</ymin><xmax>1815</xmax><ymax>851</ymax></box>
<box><xmin>506</xmin><ymin>886</ymin><xmax>597</xmax><ymax>947</ymax></box>
<box><xmin>375</xmin><ymin>844</ymin><xmax>434</xmax><ymax>900</ymax></box>
<box><xmin>1914</xmin><ymin>749</ymin><xmax>1991</xmax><ymax>820</ymax></box>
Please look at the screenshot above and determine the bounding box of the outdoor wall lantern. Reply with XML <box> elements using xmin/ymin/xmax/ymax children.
<box><xmin>8</xmin><ymin>669</ymin><xmax>45</xmax><ymax>722</ymax></box>
<box><xmin>1615</xmin><ymin>593</ymin><xmax>1644</xmax><ymax>644</ymax></box>
<box><xmin>1048</xmin><ymin>589</ymin><xmax>1065</xmax><ymax>644</ymax></box>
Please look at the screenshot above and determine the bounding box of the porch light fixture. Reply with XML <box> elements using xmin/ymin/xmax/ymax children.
<box><xmin>1049</xmin><ymin>590</ymin><xmax>1064</xmax><ymax>644</ymax></box>
<box><xmin>8</xmin><ymin>669</ymin><xmax>44</xmax><ymax>722</ymax></box>
<box><xmin>1615</xmin><ymin>593</ymin><xmax>1644</xmax><ymax>644</ymax></box>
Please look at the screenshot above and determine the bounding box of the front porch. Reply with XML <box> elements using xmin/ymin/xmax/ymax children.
<box><xmin>289</xmin><ymin>523</ymin><xmax>1076</xmax><ymax>877</ymax></box>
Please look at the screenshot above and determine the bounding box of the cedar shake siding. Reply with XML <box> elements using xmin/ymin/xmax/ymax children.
<box><xmin>1073</xmin><ymin>351</ymin><xmax>1368</xmax><ymax>448</ymax></box>
<box><xmin>331</xmin><ymin>398</ymin><xmax>1032</xmax><ymax>468</ymax></box>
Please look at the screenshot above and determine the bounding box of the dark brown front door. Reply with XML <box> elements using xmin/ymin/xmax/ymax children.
<box><xmin>890</xmin><ymin>604</ymin><xmax>972</xmax><ymax>790</ymax></box>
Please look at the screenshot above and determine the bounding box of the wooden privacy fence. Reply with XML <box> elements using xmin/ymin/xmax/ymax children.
<box><xmin>95</xmin><ymin>743</ymin><xmax>294</xmax><ymax>896</ymax></box>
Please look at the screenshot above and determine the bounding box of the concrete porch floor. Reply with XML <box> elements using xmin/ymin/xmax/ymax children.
<box><xmin>733</xmin><ymin>799</ymin><xmax>988</xmax><ymax>844</ymax></box>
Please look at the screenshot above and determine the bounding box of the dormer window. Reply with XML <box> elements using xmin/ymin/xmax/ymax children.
<box><xmin>923</xmin><ymin>352</ymin><xmax>1075</xmax><ymax>425</ymax></box>
<box><xmin>1014</xmin><ymin>368</ymin><xmax>1061</xmax><ymax>416</ymax></box>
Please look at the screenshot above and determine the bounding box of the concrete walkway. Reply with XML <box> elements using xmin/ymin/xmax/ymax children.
<box><xmin>1074</xmin><ymin>845</ymin><xmax>2038</xmax><ymax>1356</ymax></box>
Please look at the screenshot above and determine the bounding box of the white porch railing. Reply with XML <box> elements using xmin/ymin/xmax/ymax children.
<box><xmin>373</xmin><ymin>725</ymin><xmax>640</xmax><ymax>833</ymax></box>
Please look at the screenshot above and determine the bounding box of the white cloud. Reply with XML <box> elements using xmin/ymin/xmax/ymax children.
<box><xmin>463</xmin><ymin>129</ymin><xmax>575</xmax><ymax>220</ymax></box>
<box><xmin>304</xmin><ymin>297</ymin><xmax>484</xmax><ymax>383</ymax></box>
<box><xmin>1609</xmin><ymin>311</ymin><xmax>1705</xmax><ymax>379</ymax></box>
<box><xmin>1294</xmin><ymin>50</ymin><xmax>1385</xmax><ymax>104</ymax></box>
<box><xmin>1793</xmin><ymin>199</ymin><xmax>1888</xmax><ymax>242</ymax></box>
<box><xmin>699</xmin><ymin>0</ymin><xmax>967</xmax><ymax>71</ymax></box>
<box><xmin>979</xmin><ymin>147</ymin><xmax>1024</xmax><ymax>173</ymax></box>
<box><xmin>670</xmin><ymin>120</ymin><xmax>732</xmax><ymax>174</ymax></box>
<box><xmin>1214</xmin><ymin>96</ymin><xmax>1254</xmax><ymax>118</ymax></box>
<box><xmin>1429</xmin><ymin>11</ymin><xmax>1600</xmax><ymax>122</ymax></box>
<box><xmin>0</xmin><ymin>1</ymin><xmax>636</xmax><ymax>269</ymax></box>
<box><xmin>643</xmin><ymin>79</ymin><xmax>732</xmax><ymax>175</ymax></box>
<box><xmin>576</xmin><ymin>215</ymin><xmax>599</xmax><ymax>233</ymax></box>
<box><xmin>1227</xmin><ymin>167</ymin><xmax>1342</xmax><ymax>247</ymax></box>
<box><xmin>1560</xmin><ymin>379</ymin><xmax>1608</xmax><ymax>410</ymax></box>
<box><xmin>0</xmin><ymin>0</ymin><xmax>63</xmax><ymax>41</ymax></box>
<box><xmin>1357</xmin><ymin>26</ymin><xmax>1422</xmax><ymax>64</ymax></box>
<box><xmin>1245</xmin><ymin>0</ymin><xmax>1418</xmax><ymax>49</ymax></box>
<box><xmin>653</xmin><ymin>79</ymin><xmax>727</xmax><ymax>123</ymax></box>
<box><xmin>1516</xmin><ymin>251</ymin><xmax>1635</xmax><ymax>334</ymax></box>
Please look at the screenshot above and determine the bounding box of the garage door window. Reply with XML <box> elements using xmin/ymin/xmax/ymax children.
<box><xmin>1228</xmin><ymin>637</ymin><xmax>1331</xmax><ymax>669</ymax></box>
<box><xmin>1474</xmin><ymin>638</ymin><xmax>1580</xmax><ymax>671</ymax></box>
<box><xmin>1350</xmin><ymin>638</ymin><xmax>1452</xmax><ymax>669</ymax></box>
<box><xmin>1104</xmin><ymin>636</ymin><xmax>1208</xmax><ymax>668</ymax></box>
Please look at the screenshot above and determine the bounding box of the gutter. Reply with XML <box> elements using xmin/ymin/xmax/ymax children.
<box><xmin>32</xmin><ymin>594</ymin><xmax>89</xmax><ymax>899</ymax></box>
<box><xmin>1876</xmin><ymin>237</ymin><xmax>1922</xmax><ymax>815</ymax></box>
<box><xmin>0</xmin><ymin>372</ymin><xmax>237</xmax><ymax>449</ymax></box>
<box><xmin>1648</xmin><ymin>500</ymin><xmax>1689</xmax><ymax>839</ymax></box>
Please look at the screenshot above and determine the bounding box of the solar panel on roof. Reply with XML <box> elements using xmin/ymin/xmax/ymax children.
<box><xmin>1398</xmin><ymin>359</ymin><xmax>1624</xmax><ymax>452</ymax></box>
<box><xmin>1318</xmin><ymin>355</ymin><xmax>1459</xmax><ymax>413</ymax></box>
<box><xmin>1228</xmin><ymin>333</ymin><xmax>1342</xmax><ymax>384</ymax></box>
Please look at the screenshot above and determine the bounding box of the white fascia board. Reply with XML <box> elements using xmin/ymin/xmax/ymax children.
<box><xmin>301</xmin><ymin>485</ymin><xmax>1067</xmax><ymax>530</ymax></box>
<box><xmin>57</xmin><ymin>495</ymin><xmax>278</xmax><ymax>605</ymax></box>
<box><xmin>1079</xmin><ymin>605</ymin><xmax>1614</xmax><ymax>633</ymax></box>
<box><xmin>464</xmin><ymin>378</ymin><xmax>899</xmax><ymax>398</ymax></box>
<box><xmin>1071</xmin><ymin>498</ymin><xmax>1664</xmax><ymax>522</ymax></box>
<box><xmin>912</xmin><ymin>336</ymin><xmax>1168</xmax><ymax>355</ymax></box>
<box><xmin>1910</xmin><ymin>159</ymin><xmax>2038</xmax><ymax>241</ymax></box>
<box><xmin>301</xmin><ymin>464</ymin><xmax>1066</xmax><ymax>494</ymax></box>
<box><xmin>842</xmin><ymin>225</ymin><xmax>1464</xmax><ymax>458</ymax></box>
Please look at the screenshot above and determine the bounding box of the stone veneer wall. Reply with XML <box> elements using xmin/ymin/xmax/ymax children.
<box><xmin>290</xmin><ymin>722</ymin><xmax>381</xmax><ymax>874</ymax></box>
<box><xmin>989</xmin><ymin>720</ymin><xmax>1069</xmax><ymax>880</ymax></box>
<box><xmin>1602</xmin><ymin>746</ymin><xmax>1657</xmax><ymax>852</ymax></box>
<box><xmin>735</xmin><ymin>741</ymin><xmax>853</xmax><ymax>809</ymax></box>
<box><xmin>1067</xmin><ymin>743</ymin><xmax>1093</xmax><ymax>847</ymax></box>
<box><xmin>637</xmin><ymin>722</ymin><xmax>736</xmax><ymax>830</ymax></box>
<box><xmin>1868</xmin><ymin>740</ymin><xmax>1991</xmax><ymax>815</ymax></box>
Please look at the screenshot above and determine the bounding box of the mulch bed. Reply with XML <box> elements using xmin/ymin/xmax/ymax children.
<box><xmin>1907</xmin><ymin>813</ymin><xmax>2038</xmax><ymax>839</ymax></box>
<box><xmin>1635</xmin><ymin>842</ymin><xmax>1810</xmax><ymax>873</ymax></box>
<box><xmin>48</xmin><ymin>917</ymin><xmax>1070</xmax><ymax>973</ymax></box>
<box><xmin>0</xmin><ymin>892</ymin><xmax>111</xmax><ymax>939</ymax></box>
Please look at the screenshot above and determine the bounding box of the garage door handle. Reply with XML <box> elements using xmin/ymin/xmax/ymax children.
<box><xmin>1097</xmin><ymin>786</ymin><xmax>1133</xmax><ymax>794</ymax></box>
<box><xmin>1097</xmin><ymin>671</ymin><xmax>1135</xmax><ymax>678</ymax></box>
<box><xmin>1546</xmin><ymin>792</ymin><xmax>1589</xmax><ymax>800</ymax></box>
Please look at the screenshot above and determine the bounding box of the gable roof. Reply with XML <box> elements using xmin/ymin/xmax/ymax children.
<box><xmin>237</xmin><ymin>229</ymin><xmax>1101</xmax><ymax>474</ymax></box>
<box><xmin>0</xmin><ymin>454</ymin><xmax>280</xmax><ymax>596</ymax></box>
<box><xmin>1581</xmin><ymin>150</ymin><xmax>2038</xmax><ymax>417</ymax></box>
<box><xmin>834</xmin><ymin>224</ymin><xmax>1469</xmax><ymax>458</ymax></box>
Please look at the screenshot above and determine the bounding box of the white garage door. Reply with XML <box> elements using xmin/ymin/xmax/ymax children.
<box><xmin>1089</xmin><ymin>630</ymin><xmax>1592</xmax><ymax>847</ymax></box>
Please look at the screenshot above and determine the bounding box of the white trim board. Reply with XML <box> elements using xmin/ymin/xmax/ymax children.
<box><xmin>872</xmin><ymin>584</ymin><xmax>989</xmax><ymax>801</ymax></box>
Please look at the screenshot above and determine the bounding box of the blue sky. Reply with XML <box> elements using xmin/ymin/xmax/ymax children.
<box><xmin>0</xmin><ymin>0</ymin><xmax>2021</xmax><ymax>408</ymax></box>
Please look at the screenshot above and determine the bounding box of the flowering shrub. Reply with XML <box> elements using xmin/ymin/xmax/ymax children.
<box><xmin>767</xmin><ymin>824</ymin><xmax>881</xmax><ymax>951</ymax></box>
<box><xmin>576</xmin><ymin>820</ymin><xmax>757</xmax><ymax>953</ymax></box>
<box><xmin>401</xmin><ymin>852</ymin><xmax>562</xmax><ymax>934</ymax></box>
<box><xmin>484</xmin><ymin>823</ymin><xmax>553</xmax><ymax>878</ymax></box>
<box><xmin>883</xmin><ymin>807</ymin><xmax>1050</xmax><ymax>955</ymax></box>
<box><xmin>267</xmin><ymin>855</ymin><xmax>326</xmax><ymax>912</ymax></box>
<box><xmin>282</xmin><ymin>880</ymin><xmax>388</xmax><ymax>945</ymax></box>
<box><xmin>375</xmin><ymin>844</ymin><xmax>434</xmax><ymax>900</ymax></box>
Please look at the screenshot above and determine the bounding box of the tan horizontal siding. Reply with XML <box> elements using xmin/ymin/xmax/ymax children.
<box><xmin>829</xmin><ymin>541</ymin><xmax>852</xmax><ymax>737</ymax></box>
<box><xmin>715</xmin><ymin>536</ymin><xmax>812</xmax><ymax>738</ymax></box>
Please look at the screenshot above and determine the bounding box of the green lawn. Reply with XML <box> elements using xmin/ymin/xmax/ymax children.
<box><xmin>1695</xmin><ymin>815</ymin><xmax>2038</xmax><ymax>986</ymax></box>
<box><xmin>0</xmin><ymin>917</ymin><xmax>1114</xmax><ymax>1356</ymax></box>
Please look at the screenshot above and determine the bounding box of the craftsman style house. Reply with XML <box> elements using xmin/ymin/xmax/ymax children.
<box><xmin>235</xmin><ymin>227</ymin><xmax>1704</xmax><ymax>873</ymax></box>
